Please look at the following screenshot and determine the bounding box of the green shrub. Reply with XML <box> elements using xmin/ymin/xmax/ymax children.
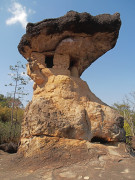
<box><xmin>0</xmin><ymin>121</ymin><xmax>21</xmax><ymax>144</ymax></box>
<box><xmin>0</xmin><ymin>94</ymin><xmax>24</xmax><ymax>144</ymax></box>
<box><xmin>0</xmin><ymin>106</ymin><xmax>11</xmax><ymax>122</ymax></box>
<box><xmin>124</xmin><ymin>121</ymin><xmax>132</xmax><ymax>137</ymax></box>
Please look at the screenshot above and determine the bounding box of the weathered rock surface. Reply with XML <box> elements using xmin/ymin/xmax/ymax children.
<box><xmin>21</xmin><ymin>76</ymin><xmax>125</xmax><ymax>147</ymax></box>
<box><xmin>1</xmin><ymin>140</ymin><xmax>135</xmax><ymax>180</ymax></box>
<box><xmin>18</xmin><ymin>11</ymin><xmax>121</xmax><ymax>76</ymax></box>
<box><xmin>18</xmin><ymin>11</ymin><xmax>125</xmax><ymax>157</ymax></box>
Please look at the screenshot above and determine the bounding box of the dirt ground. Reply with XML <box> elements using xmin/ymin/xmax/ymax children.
<box><xmin>0</xmin><ymin>148</ymin><xmax>135</xmax><ymax>180</ymax></box>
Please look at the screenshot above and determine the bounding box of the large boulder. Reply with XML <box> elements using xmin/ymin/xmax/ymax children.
<box><xmin>18</xmin><ymin>11</ymin><xmax>125</xmax><ymax>156</ymax></box>
<box><xmin>21</xmin><ymin>76</ymin><xmax>125</xmax><ymax>143</ymax></box>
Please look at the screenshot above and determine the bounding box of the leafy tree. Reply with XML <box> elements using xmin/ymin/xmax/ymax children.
<box><xmin>113</xmin><ymin>92</ymin><xmax>135</xmax><ymax>136</ymax></box>
<box><xmin>0</xmin><ymin>94</ymin><xmax>24</xmax><ymax>144</ymax></box>
<box><xmin>5</xmin><ymin>61</ymin><xmax>30</xmax><ymax>135</ymax></box>
<box><xmin>0</xmin><ymin>94</ymin><xmax>12</xmax><ymax>107</ymax></box>
<box><xmin>0</xmin><ymin>106</ymin><xmax>11</xmax><ymax>123</ymax></box>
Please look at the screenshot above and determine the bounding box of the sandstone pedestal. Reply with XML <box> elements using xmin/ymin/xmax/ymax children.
<box><xmin>18</xmin><ymin>11</ymin><xmax>125</xmax><ymax>157</ymax></box>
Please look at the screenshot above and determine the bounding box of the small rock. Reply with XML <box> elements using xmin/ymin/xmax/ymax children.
<box><xmin>59</xmin><ymin>171</ymin><xmax>77</xmax><ymax>178</ymax></box>
<box><xmin>84</xmin><ymin>176</ymin><xmax>90</xmax><ymax>180</ymax></box>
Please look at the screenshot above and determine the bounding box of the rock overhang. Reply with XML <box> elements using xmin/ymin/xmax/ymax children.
<box><xmin>17</xmin><ymin>11</ymin><xmax>126</xmax><ymax>155</ymax></box>
<box><xmin>18</xmin><ymin>11</ymin><xmax>121</xmax><ymax>77</ymax></box>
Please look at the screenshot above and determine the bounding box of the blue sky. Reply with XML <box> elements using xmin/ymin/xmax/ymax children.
<box><xmin>0</xmin><ymin>0</ymin><xmax>135</xmax><ymax>106</ymax></box>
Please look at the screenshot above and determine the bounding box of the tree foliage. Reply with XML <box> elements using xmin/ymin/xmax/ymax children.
<box><xmin>5</xmin><ymin>61</ymin><xmax>30</xmax><ymax>135</ymax></box>
<box><xmin>113</xmin><ymin>92</ymin><xmax>135</xmax><ymax>136</ymax></box>
<box><xmin>0</xmin><ymin>94</ymin><xmax>24</xmax><ymax>144</ymax></box>
<box><xmin>0</xmin><ymin>61</ymin><xmax>30</xmax><ymax>144</ymax></box>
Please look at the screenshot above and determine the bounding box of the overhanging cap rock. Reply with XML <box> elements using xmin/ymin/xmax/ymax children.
<box><xmin>26</xmin><ymin>11</ymin><xmax>121</xmax><ymax>35</ymax></box>
<box><xmin>18</xmin><ymin>11</ymin><xmax>121</xmax><ymax>76</ymax></box>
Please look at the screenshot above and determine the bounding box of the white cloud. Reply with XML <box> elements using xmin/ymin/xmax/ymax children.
<box><xmin>6</xmin><ymin>2</ymin><xmax>35</xmax><ymax>29</ymax></box>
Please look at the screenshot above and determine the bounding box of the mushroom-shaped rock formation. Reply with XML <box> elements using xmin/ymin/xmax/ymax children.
<box><xmin>18</xmin><ymin>11</ymin><xmax>125</xmax><ymax>157</ymax></box>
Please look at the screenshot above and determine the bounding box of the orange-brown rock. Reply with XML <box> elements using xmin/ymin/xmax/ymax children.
<box><xmin>18</xmin><ymin>11</ymin><xmax>121</xmax><ymax>77</ymax></box>
<box><xmin>21</xmin><ymin>76</ymin><xmax>125</xmax><ymax>143</ymax></box>
<box><xmin>1</xmin><ymin>140</ymin><xmax>135</xmax><ymax>180</ymax></box>
<box><xmin>18</xmin><ymin>11</ymin><xmax>125</xmax><ymax>156</ymax></box>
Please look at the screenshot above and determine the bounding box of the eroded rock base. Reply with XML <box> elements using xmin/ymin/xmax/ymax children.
<box><xmin>18</xmin><ymin>136</ymin><xmax>127</xmax><ymax>161</ymax></box>
<box><xmin>1</xmin><ymin>138</ymin><xmax>134</xmax><ymax>180</ymax></box>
